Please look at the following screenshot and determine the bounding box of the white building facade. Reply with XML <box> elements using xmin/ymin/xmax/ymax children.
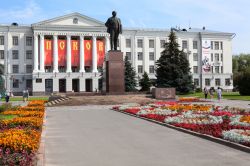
<box><xmin>0</xmin><ymin>13</ymin><xmax>234</xmax><ymax>95</ymax></box>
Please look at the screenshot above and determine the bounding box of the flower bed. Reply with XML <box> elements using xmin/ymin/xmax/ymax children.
<box><xmin>113</xmin><ymin>102</ymin><xmax>250</xmax><ymax>147</ymax></box>
<box><xmin>0</xmin><ymin>100</ymin><xmax>46</xmax><ymax>165</ymax></box>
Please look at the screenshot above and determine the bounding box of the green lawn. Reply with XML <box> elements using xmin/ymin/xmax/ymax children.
<box><xmin>0</xmin><ymin>96</ymin><xmax>49</xmax><ymax>102</ymax></box>
<box><xmin>179</xmin><ymin>92</ymin><xmax>250</xmax><ymax>101</ymax></box>
<box><xmin>0</xmin><ymin>114</ymin><xmax>17</xmax><ymax>120</ymax></box>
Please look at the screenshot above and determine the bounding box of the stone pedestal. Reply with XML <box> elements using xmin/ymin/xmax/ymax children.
<box><xmin>152</xmin><ymin>88</ymin><xmax>176</xmax><ymax>99</ymax></box>
<box><xmin>104</xmin><ymin>51</ymin><xmax>125</xmax><ymax>94</ymax></box>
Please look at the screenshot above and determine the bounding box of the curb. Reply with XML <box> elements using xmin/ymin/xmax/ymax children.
<box><xmin>37</xmin><ymin>108</ymin><xmax>47</xmax><ymax>166</ymax></box>
<box><xmin>113</xmin><ymin>109</ymin><xmax>250</xmax><ymax>154</ymax></box>
<box><xmin>45</xmin><ymin>97</ymin><xmax>70</xmax><ymax>107</ymax></box>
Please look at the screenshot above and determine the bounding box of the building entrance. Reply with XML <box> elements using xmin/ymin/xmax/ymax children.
<box><xmin>72</xmin><ymin>79</ymin><xmax>79</xmax><ymax>92</ymax></box>
<box><xmin>85</xmin><ymin>79</ymin><xmax>92</xmax><ymax>92</ymax></box>
<box><xmin>59</xmin><ymin>79</ymin><xmax>66</xmax><ymax>93</ymax></box>
<box><xmin>45</xmin><ymin>79</ymin><xmax>53</xmax><ymax>94</ymax></box>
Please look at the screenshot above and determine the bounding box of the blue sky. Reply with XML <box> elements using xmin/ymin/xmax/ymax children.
<box><xmin>0</xmin><ymin>0</ymin><xmax>249</xmax><ymax>54</ymax></box>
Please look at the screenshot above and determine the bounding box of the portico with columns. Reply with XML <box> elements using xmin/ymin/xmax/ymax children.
<box><xmin>31</xmin><ymin>13</ymin><xmax>110</xmax><ymax>95</ymax></box>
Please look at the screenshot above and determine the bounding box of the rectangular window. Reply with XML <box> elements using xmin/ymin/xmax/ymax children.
<box><xmin>220</xmin><ymin>42</ymin><xmax>223</xmax><ymax>50</ymax></box>
<box><xmin>193</xmin><ymin>53</ymin><xmax>198</xmax><ymax>61</ymax></box>
<box><xmin>13</xmin><ymin>79</ymin><xmax>19</xmax><ymax>88</ymax></box>
<box><xmin>211</xmin><ymin>41</ymin><xmax>213</xmax><ymax>50</ymax></box>
<box><xmin>215</xmin><ymin>41</ymin><xmax>219</xmax><ymax>50</ymax></box>
<box><xmin>215</xmin><ymin>53</ymin><xmax>219</xmax><ymax>61</ymax></box>
<box><xmin>221</xmin><ymin>54</ymin><xmax>223</xmax><ymax>62</ymax></box>
<box><xmin>0</xmin><ymin>36</ymin><xmax>4</xmax><ymax>45</ymax></box>
<box><xmin>211</xmin><ymin>66</ymin><xmax>214</xmax><ymax>73</ymax></box>
<box><xmin>126</xmin><ymin>39</ymin><xmax>131</xmax><ymax>48</ymax></box>
<box><xmin>137</xmin><ymin>39</ymin><xmax>143</xmax><ymax>48</ymax></box>
<box><xmin>126</xmin><ymin>52</ymin><xmax>131</xmax><ymax>61</ymax></box>
<box><xmin>137</xmin><ymin>52</ymin><xmax>143</xmax><ymax>61</ymax></box>
<box><xmin>26</xmin><ymin>36</ymin><xmax>32</xmax><ymax>46</ymax></box>
<box><xmin>149</xmin><ymin>39</ymin><xmax>154</xmax><ymax>48</ymax></box>
<box><xmin>225</xmin><ymin>78</ymin><xmax>231</xmax><ymax>86</ymax></box>
<box><xmin>194</xmin><ymin>79</ymin><xmax>199</xmax><ymax>86</ymax></box>
<box><xmin>26</xmin><ymin>50</ymin><xmax>32</xmax><ymax>59</ymax></box>
<box><xmin>182</xmin><ymin>40</ymin><xmax>188</xmax><ymax>49</ymax></box>
<box><xmin>215</xmin><ymin>66</ymin><xmax>219</xmax><ymax>73</ymax></box>
<box><xmin>0</xmin><ymin>50</ymin><xmax>4</xmax><ymax>59</ymax></box>
<box><xmin>138</xmin><ymin>65</ymin><xmax>143</xmax><ymax>74</ymax></box>
<box><xmin>160</xmin><ymin>40</ymin><xmax>165</xmax><ymax>48</ymax></box>
<box><xmin>193</xmin><ymin>66</ymin><xmax>198</xmax><ymax>74</ymax></box>
<box><xmin>221</xmin><ymin>66</ymin><xmax>223</xmax><ymax>73</ymax></box>
<box><xmin>205</xmin><ymin>79</ymin><xmax>210</xmax><ymax>86</ymax></box>
<box><xmin>12</xmin><ymin>50</ymin><xmax>19</xmax><ymax>59</ymax></box>
<box><xmin>12</xmin><ymin>65</ymin><xmax>19</xmax><ymax>73</ymax></box>
<box><xmin>26</xmin><ymin>79</ymin><xmax>32</xmax><ymax>89</ymax></box>
<box><xmin>149</xmin><ymin>65</ymin><xmax>154</xmax><ymax>73</ymax></box>
<box><xmin>26</xmin><ymin>65</ymin><xmax>33</xmax><ymax>73</ymax></box>
<box><xmin>193</xmin><ymin>41</ymin><xmax>198</xmax><ymax>49</ymax></box>
<box><xmin>215</xmin><ymin>78</ymin><xmax>221</xmax><ymax>86</ymax></box>
<box><xmin>149</xmin><ymin>52</ymin><xmax>155</xmax><ymax>61</ymax></box>
<box><xmin>12</xmin><ymin>36</ymin><xmax>18</xmax><ymax>46</ymax></box>
<box><xmin>211</xmin><ymin>53</ymin><xmax>213</xmax><ymax>61</ymax></box>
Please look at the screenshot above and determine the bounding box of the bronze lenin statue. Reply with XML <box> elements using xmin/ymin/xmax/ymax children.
<box><xmin>105</xmin><ymin>11</ymin><xmax>122</xmax><ymax>51</ymax></box>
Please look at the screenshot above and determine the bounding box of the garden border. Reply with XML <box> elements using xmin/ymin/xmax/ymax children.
<box><xmin>36</xmin><ymin>108</ymin><xmax>47</xmax><ymax>166</ymax></box>
<box><xmin>113</xmin><ymin>109</ymin><xmax>250</xmax><ymax>154</ymax></box>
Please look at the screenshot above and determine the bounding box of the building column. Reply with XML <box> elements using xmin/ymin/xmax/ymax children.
<box><xmin>66</xmin><ymin>35</ymin><xmax>72</xmax><ymax>73</ymax></box>
<box><xmin>53</xmin><ymin>35</ymin><xmax>59</xmax><ymax>73</ymax></box>
<box><xmin>33</xmin><ymin>34</ymin><xmax>39</xmax><ymax>72</ymax></box>
<box><xmin>79</xmin><ymin>77</ymin><xmax>86</xmax><ymax>92</ymax></box>
<box><xmin>39</xmin><ymin>35</ymin><xmax>45</xmax><ymax>72</ymax></box>
<box><xmin>79</xmin><ymin>36</ymin><xmax>85</xmax><ymax>73</ymax></box>
<box><xmin>105</xmin><ymin>36</ymin><xmax>110</xmax><ymax>53</ymax></box>
<box><xmin>92</xmin><ymin>36</ymin><xmax>98</xmax><ymax>73</ymax></box>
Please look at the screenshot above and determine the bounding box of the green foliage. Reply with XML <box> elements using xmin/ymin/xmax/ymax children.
<box><xmin>237</xmin><ymin>70</ymin><xmax>250</xmax><ymax>95</ymax></box>
<box><xmin>233</xmin><ymin>54</ymin><xmax>250</xmax><ymax>89</ymax></box>
<box><xmin>124</xmin><ymin>56</ymin><xmax>137</xmax><ymax>92</ymax></box>
<box><xmin>139</xmin><ymin>72</ymin><xmax>152</xmax><ymax>92</ymax></box>
<box><xmin>155</xmin><ymin>30</ymin><xmax>193</xmax><ymax>94</ymax></box>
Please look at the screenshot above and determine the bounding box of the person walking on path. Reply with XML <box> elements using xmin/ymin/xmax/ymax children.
<box><xmin>217</xmin><ymin>87</ymin><xmax>222</xmax><ymax>101</ymax></box>
<box><xmin>209</xmin><ymin>87</ymin><xmax>215</xmax><ymax>100</ymax></box>
<box><xmin>22</xmin><ymin>89</ymin><xmax>29</xmax><ymax>102</ymax></box>
<box><xmin>5</xmin><ymin>91</ymin><xmax>10</xmax><ymax>103</ymax></box>
<box><xmin>203</xmin><ymin>87</ymin><xmax>208</xmax><ymax>99</ymax></box>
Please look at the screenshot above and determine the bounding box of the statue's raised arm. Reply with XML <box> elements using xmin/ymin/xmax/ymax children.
<box><xmin>105</xmin><ymin>11</ymin><xmax>122</xmax><ymax>51</ymax></box>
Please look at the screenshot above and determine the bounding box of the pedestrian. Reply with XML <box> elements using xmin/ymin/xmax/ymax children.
<box><xmin>203</xmin><ymin>87</ymin><xmax>208</xmax><ymax>99</ymax></box>
<box><xmin>23</xmin><ymin>89</ymin><xmax>29</xmax><ymax>102</ymax></box>
<box><xmin>5</xmin><ymin>91</ymin><xmax>10</xmax><ymax>103</ymax></box>
<box><xmin>209</xmin><ymin>87</ymin><xmax>215</xmax><ymax>100</ymax></box>
<box><xmin>217</xmin><ymin>87</ymin><xmax>222</xmax><ymax>101</ymax></box>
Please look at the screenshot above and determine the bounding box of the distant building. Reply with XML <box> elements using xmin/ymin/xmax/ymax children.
<box><xmin>0</xmin><ymin>13</ymin><xmax>234</xmax><ymax>95</ymax></box>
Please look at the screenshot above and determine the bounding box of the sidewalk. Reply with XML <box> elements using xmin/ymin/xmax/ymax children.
<box><xmin>44</xmin><ymin>105</ymin><xmax>250</xmax><ymax>166</ymax></box>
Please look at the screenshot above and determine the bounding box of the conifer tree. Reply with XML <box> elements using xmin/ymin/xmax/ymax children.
<box><xmin>124</xmin><ymin>56</ymin><xmax>137</xmax><ymax>91</ymax></box>
<box><xmin>139</xmin><ymin>72</ymin><xmax>152</xmax><ymax>92</ymax></box>
<box><xmin>155</xmin><ymin>30</ymin><xmax>193</xmax><ymax>94</ymax></box>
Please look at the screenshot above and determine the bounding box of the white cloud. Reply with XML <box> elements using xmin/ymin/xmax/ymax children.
<box><xmin>0</xmin><ymin>0</ymin><xmax>42</xmax><ymax>24</ymax></box>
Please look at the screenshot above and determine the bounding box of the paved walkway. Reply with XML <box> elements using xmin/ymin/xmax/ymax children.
<box><xmin>45</xmin><ymin>105</ymin><xmax>250</xmax><ymax>166</ymax></box>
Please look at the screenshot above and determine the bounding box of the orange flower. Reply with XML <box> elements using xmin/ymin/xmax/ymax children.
<box><xmin>240</xmin><ymin>115</ymin><xmax>250</xmax><ymax>123</ymax></box>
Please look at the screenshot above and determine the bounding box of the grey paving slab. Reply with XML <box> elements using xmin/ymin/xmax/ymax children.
<box><xmin>45</xmin><ymin>105</ymin><xmax>250</xmax><ymax>166</ymax></box>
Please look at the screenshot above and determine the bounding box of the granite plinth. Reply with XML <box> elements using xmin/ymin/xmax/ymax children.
<box><xmin>152</xmin><ymin>88</ymin><xmax>176</xmax><ymax>99</ymax></box>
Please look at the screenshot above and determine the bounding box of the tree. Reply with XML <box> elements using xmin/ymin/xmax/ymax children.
<box><xmin>139</xmin><ymin>72</ymin><xmax>152</xmax><ymax>92</ymax></box>
<box><xmin>155</xmin><ymin>30</ymin><xmax>193</xmax><ymax>94</ymax></box>
<box><xmin>124</xmin><ymin>56</ymin><xmax>137</xmax><ymax>91</ymax></box>
<box><xmin>237</xmin><ymin>70</ymin><xmax>250</xmax><ymax>95</ymax></box>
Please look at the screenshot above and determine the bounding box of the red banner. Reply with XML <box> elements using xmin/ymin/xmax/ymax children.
<box><xmin>97</xmin><ymin>40</ymin><xmax>105</xmax><ymax>66</ymax></box>
<box><xmin>58</xmin><ymin>40</ymin><xmax>66</xmax><ymax>66</ymax></box>
<box><xmin>44</xmin><ymin>40</ymin><xmax>53</xmax><ymax>66</ymax></box>
<box><xmin>84</xmin><ymin>40</ymin><xmax>92</xmax><ymax>66</ymax></box>
<box><xmin>71</xmin><ymin>40</ymin><xmax>80</xmax><ymax>67</ymax></box>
